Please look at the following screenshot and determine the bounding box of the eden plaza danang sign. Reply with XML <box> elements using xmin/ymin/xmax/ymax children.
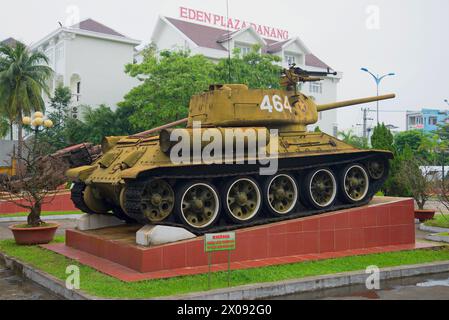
<box><xmin>179</xmin><ymin>6</ymin><xmax>290</xmax><ymax>41</ymax></box>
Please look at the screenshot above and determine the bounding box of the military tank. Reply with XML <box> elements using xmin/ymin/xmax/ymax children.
<box><xmin>67</xmin><ymin>66</ymin><xmax>395</xmax><ymax>234</ymax></box>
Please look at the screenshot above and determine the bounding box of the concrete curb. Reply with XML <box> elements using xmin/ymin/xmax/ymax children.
<box><xmin>420</xmin><ymin>223</ymin><xmax>449</xmax><ymax>234</ymax></box>
<box><xmin>426</xmin><ymin>234</ymin><xmax>449</xmax><ymax>243</ymax></box>
<box><xmin>0</xmin><ymin>251</ymin><xmax>95</xmax><ymax>300</ymax></box>
<box><xmin>161</xmin><ymin>260</ymin><xmax>449</xmax><ymax>300</ymax></box>
<box><xmin>1</xmin><ymin>249</ymin><xmax>449</xmax><ymax>300</ymax></box>
<box><xmin>0</xmin><ymin>214</ymin><xmax>83</xmax><ymax>223</ymax></box>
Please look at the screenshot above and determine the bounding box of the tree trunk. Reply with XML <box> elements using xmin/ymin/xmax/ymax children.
<box><xmin>417</xmin><ymin>198</ymin><xmax>425</xmax><ymax>210</ymax></box>
<box><xmin>17</xmin><ymin>122</ymin><xmax>23</xmax><ymax>159</ymax></box>
<box><xmin>27</xmin><ymin>202</ymin><xmax>42</xmax><ymax>227</ymax></box>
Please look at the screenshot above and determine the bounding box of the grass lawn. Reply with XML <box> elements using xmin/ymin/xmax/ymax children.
<box><xmin>1</xmin><ymin>238</ymin><xmax>449</xmax><ymax>299</ymax></box>
<box><xmin>436</xmin><ymin>233</ymin><xmax>449</xmax><ymax>237</ymax></box>
<box><xmin>424</xmin><ymin>215</ymin><xmax>449</xmax><ymax>229</ymax></box>
<box><xmin>0</xmin><ymin>211</ymin><xmax>81</xmax><ymax>218</ymax></box>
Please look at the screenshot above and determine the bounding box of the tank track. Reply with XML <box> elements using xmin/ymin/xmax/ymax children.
<box><xmin>122</xmin><ymin>152</ymin><xmax>390</xmax><ymax>235</ymax></box>
<box><xmin>71</xmin><ymin>182</ymin><xmax>136</xmax><ymax>223</ymax></box>
<box><xmin>123</xmin><ymin>181</ymin><xmax>151</xmax><ymax>224</ymax></box>
<box><xmin>71</xmin><ymin>182</ymin><xmax>98</xmax><ymax>215</ymax></box>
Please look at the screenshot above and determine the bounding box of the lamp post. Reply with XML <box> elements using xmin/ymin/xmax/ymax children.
<box><xmin>361</xmin><ymin>68</ymin><xmax>395</xmax><ymax>125</ymax></box>
<box><xmin>444</xmin><ymin>99</ymin><xmax>449</xmax><ymax>107</ymax></box>
<box><xmin>22</xmin><ymin>112</ymin><xmax>54</xmax><ymax>146</ymax></box>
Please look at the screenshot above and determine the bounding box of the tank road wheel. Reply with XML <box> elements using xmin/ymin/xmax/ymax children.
<box><xmin>223</xmin><ymin>177</ymin><xmax>262</xmax><ymax>224</ymax></box>
<box><xmin>367</xmin><ymin>159</ymin><xmax>386</xmax><ymax>180</ymax></box>
<box><xmin>340</xmin><ymin>164</ymin><xmax>370</xmax><ymax>204</ymax></box>
<box><xmin>175</xmin><ymin>182</ymin><xmax>220</xmax><ymax>231</ymax></box>
<box><xmin>121</xmin><ymin>179</ymin><xmax>175</xmax><ymax>224</ymax></box>
<box><xmin>141</xmin><ymin>180</ymin><xmax>175</xmax><ymax>223</ymax></box>
<box><xmin>263</xmin><ymin>174</ymin><xmax>298</xmax><ymax>217</ymax></box>
<box><xmin>303</xmin><ymin>168</ymin><xmax>337</xmax><ymax>210</ymax></box>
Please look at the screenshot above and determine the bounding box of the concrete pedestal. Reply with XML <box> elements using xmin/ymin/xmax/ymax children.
<box><xmin>76</xmin><ymin>213</ymin><xmax>125</xmax><ymax>231</ymax></box>
<box><xmin>43</xmin><ymin>197</ymin><xmax>421</xmax><ymax>282</ymax></box>
<box><xmin>136</xmin><ymin>225</ymin><xmax>196</xmax><ymax>246</ymax></box>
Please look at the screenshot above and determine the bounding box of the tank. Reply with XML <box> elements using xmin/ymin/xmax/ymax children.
<box><xmin>66</xmin><ymin>66</ymin><xmax>395</xmax><ymax>234</ymax></box>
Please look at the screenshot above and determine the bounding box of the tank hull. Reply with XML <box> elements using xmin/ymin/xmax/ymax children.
<box><xmin>70</xmin><ymin>139</ymin><xmax>392</xmax><ymax>235</ymax></box>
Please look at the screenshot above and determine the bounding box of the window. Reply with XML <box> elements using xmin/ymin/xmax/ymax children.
<box><xmin>235</xmin><ymin>44</ymin><xmax>251</xmax><ymax>56</ymax></box>
<box><xmin>285</xmin><ymin>54</ymin><xmax>296</xmax><ymax>66</ymax></box>
<box><xmin>309</xmin><ymin>82</ymin><xmax>323</xmax><ymax>94</ymax></box>
<box><xmin>409</xmin><ymin>116</ymin><xmax>423</xmax><ymax>126</ymax></box>
<box><xmin>429</xmin><ymin>116</ymin><xmax>437</xmax><ymax>125</ymax></box>
<box><xmin>76</xmin><ymin>82</ymin><xmax>81</xmax><ymax>102</ymax></box>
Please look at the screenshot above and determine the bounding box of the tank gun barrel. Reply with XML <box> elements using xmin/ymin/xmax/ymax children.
<box><xmin>317</xmin><ymin>94</ymin><xmax>396</xmax><ymax>112</ymax></box>
<box><xmin>131</xmin><ymin>118</ymin><xmax>188</xmax><ymax>138</ymax></box>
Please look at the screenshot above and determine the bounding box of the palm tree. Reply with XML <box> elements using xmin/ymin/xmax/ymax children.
<box><xmin>0</xmin><ymin>42</ymin><xmax>53</xmax><ymax>156</ymax></box>
<box><xmin>338</xmin><ymin>129</ymin><xmax>357</xmax><ymax>143</ymax></box>
<box><xmin>338</xmin><ymin>129</ymin><xmax>369</xmax><ymax>149</ymax></box>
<box><xmin>0</xmin><ymin>114</ymin><xmax>9</xmax><ymax>139</ymax></box>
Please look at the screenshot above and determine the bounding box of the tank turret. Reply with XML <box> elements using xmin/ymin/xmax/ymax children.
<box><xmin>67</xmin><ymin>65</ymin><xmax>396</xmax><ymax>234</ymax></box>
<box><xmin>185</xmin><ymin>78</ymin><xmax>395</xmax><ymax>132</ymax></box>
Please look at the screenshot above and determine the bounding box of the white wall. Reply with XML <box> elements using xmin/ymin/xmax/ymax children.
<box><xmin>64</xmin><ymin>35</ymin><xmax>138</xmax><ymax>111</ymax></box>
<box><xmin>152</xmin><ymin>22</ymin><xmax>191</xmax><ymax>53</ymax></box>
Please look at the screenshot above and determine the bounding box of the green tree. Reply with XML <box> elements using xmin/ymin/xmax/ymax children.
<box><xmin>215</xmin><ymin>45</ymin><xmax>282</xmax><ymax>89</ymax></box>
<box><xmin>0</xmin><ymin>42</ymin><xmax>53</xmax><ymax>156</ymax></box>
<box><xmin>371</xmin><ymin>123</ymin><xmax>394</xmax><ymax>152</ymax></box>
<box><xmin>50</xmin><ymin>86</ymin><xmax>72</xmax><ymax>122</ymax></box>
<box><xmin>394</xmin><ymin>130</ymin><xmax>426</xmax><ymax>154</ymax></box>
<box><xmin>63</xmin><ymin>105</ymin><xmax>134</xmax><ymax>146</ymax></box>
<box><xmin>396</xmin><ymin>145</ymin><xmax>434</xmax><ymax>209</ymax></box>
<box><xmin>38</xmin><ymin>86</ymin><xmax>73</xmax><ymax>151</ymax></box>
<box><xmin>437</xmin><ymin>123</ymin><xmax>449</xmax><ymax>141</ymax></box>
<box><xmin>120</xmin><ymin>50</ymin><xmax>216</xmax><ymax>130</ymax></box>
<box><xmin>338</xmin><ymin>129</ymin><xmax>369</xmax><ymax>149</ymax></box>
<box><xmin>0</xmin><ymin>115</ymin><xmax>9</xmax><ymax>138</ymax></box>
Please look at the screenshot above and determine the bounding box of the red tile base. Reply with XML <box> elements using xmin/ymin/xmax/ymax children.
<box><xmin>42</xmin><ymin>242</ymin><xmax>437</xmax><ymax>282</ymax></box>
<box><xmin>42</xmin><ymin>197</ymin><xmax>424</xmax><ymax>281</ymax></box>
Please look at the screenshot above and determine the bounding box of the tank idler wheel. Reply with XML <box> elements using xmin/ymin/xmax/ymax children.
<box><xmin>222</xmin><ymin>177</ymin><xmax>262</xmax><ymax>224</ymax></box>
<box><xmin>140</xmin><ymin>179</ymin><xmax>175</xmax><ymax>223</ymax></box>
<box><xmin>367</xmin><ymin>159</ymin><xmax>386</xmax><ymax>180</ymax></box>
<box><xmin>175</xmin><ymin>181</ymin><xmax>220</xmax><ymax>231</ymax></box>
<box><xmin>340</xmin><ymin>164</ymin><xmax>370</xmax><ymax>204</ymax></box>
<box><xmin>302</xmin><ymin>168</ymin><xmax>337</xmax><ymax>210</ymax></box>
<box><xmin>82</xmin><ymin>185</ymin><xmax>111</xmax><ymax>214</ymax></box>
<box><xmin>263</xmin><ymin>174</ymin><xmax>298</xmax><ymax>217</ymax></box>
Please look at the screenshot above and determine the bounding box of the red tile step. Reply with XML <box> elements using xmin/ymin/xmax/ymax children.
<box><xmin>41</xmin><ymin>242</ymin><xmax>439</xmax><ymax>283</ymax></box>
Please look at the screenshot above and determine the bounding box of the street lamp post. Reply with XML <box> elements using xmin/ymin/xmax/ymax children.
<box><xmin>22</xmin><ymin>112</ymin><xmax>54</xmax><ymax>144</ymax></box>
<box><xmin>361</xmin><ymin>68</ymin><xmax>395</xmax><ymax>125</ymax></box>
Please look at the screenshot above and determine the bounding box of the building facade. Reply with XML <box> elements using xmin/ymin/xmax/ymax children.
<box><xmin>30</xmin><ymin>19</ymin><xmax>141</xmax><ymax>117</ymax></box>
<box><xmin>148</xmin><ymin>14</ymin><xmax>342</xmax><ymax>135</ymax></box>
<box><xmin>406</xmin><ymin>109</ymin><xmax>449</xmax><ymax>132</ymax></box>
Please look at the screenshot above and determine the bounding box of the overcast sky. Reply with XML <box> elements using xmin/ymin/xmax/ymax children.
<box><xmin>1</xmin><ymin>0</ymin><xmax>448</xmax><ymax>133</ymax></box>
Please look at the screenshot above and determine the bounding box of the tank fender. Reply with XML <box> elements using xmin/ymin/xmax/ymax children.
<box><xmin>66</xmin><ymin>165</ymin><xmax>97</xmax><ymax>181</ymax></box>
